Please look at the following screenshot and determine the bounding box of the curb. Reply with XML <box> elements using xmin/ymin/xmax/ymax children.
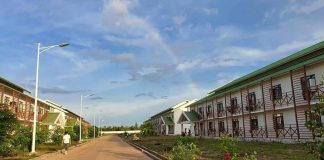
<box><xmin>123</xmin><ymin>139</ymin><xmax>168</xmax><ymax>160</ymax></box>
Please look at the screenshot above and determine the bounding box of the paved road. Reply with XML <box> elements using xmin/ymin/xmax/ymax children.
<box><xmin>39</xmin><ymin>135</ymin><xmax>151</xmax><ymax>160</ymax></box>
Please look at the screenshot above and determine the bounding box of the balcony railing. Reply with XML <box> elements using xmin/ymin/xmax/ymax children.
<box><xmin>208</xmin><ymin>128</ymin><xmax>216</xmax><ymax>136</ymax></box>
<box><xmin>218</xmin><ymin>128</ymin><xmax>226</xmax><ymax>136</ymax></box>
<box><xmin>207</xmin><ymin>112</ymin><xmax>214</xmax><ymax>119</ymax></box>
<box><xmin>276</xmin><ymin>124</ymin><xmax>298</xmax><ymax>139</ymax></box>
<box><xmin>272</xmin><ymin>91</ymin><xmax>294</xmax><ymax>108</ymax></box>
<box><xmin>217</xmin><ymin>110</ymin><xmax>226</xmax><ymax>117</ymax></box>
<box><xmin>308</xmin><ymin>85</ymin><xmax>324</xmax><ymax>100</ymax></box>
<box><xmin>227</xmin><ymin>105</ymin><xmax>242</xmax><ymax>115</ymax></box>
<box><xmin>250</xmin><ymin>126</ymin><xmax>267</xmax><ymax>138</ymax></box>
<box><xmin>233</xmin><ymin>127</ymin><xmax>244</xmax><ymax>137</ymax></box>
<box><xmin>245</xmin><ymin>98</ymin><xmax>263</xmax><ymax>112</ymax></box>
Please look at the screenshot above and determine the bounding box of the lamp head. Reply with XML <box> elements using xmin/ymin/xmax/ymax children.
<box><xmin>59</xmin><ymin>43</ymin><xmax>70</xmax><ymax>47</ymax></box>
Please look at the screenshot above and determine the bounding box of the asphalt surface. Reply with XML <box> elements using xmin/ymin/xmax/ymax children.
<box><xmin>38</xmin><ymin>135</ymin><xmax>151</xmax><ymax>160</ymax></box>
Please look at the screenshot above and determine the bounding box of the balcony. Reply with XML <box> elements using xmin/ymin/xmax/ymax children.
<box><xmin>272</xmin><ymin>91</ymin><xmax>294</xmax><ymax>108</ymax></box>
<box><xmin>233</xmin><ymin>127</ymin><xmax>244</xmax><ymax>137</ymax></box>
<box><xmin>206</xmin><ymin>112</ymin><xmax>214</xmax><ymax>119</ymax></box>
<box><xmin>227</xmin><ymin>105</ymin><xmax>242</xmax><ymax>115</ymax></box>
<box><xmin>276</xmin><ymin>124</ymin><xmax>298</xmax><ymax>139</ymax></box>
<box><xmin>306</xmin><ymin>85</ymin><xmax>324</xmax><ymax>101</ymax></box>
<box><xmin>245</xmin><ymin>99</ymin><xmax>263</xmax><ymax>112</ymax></box>
<box><xmin>217</xmin><ymin>110</ymin><xmax>226</xmax><ymax>117</ymax></box>
<box><xmin>250</xmin><ymin>126</ymin><xmax>267</xmax><ymax>138</ymax></box>
<box><xmin>208</xmin><ymin>128</ymin><xmax>216</xmax><ymax>136</ymax></box>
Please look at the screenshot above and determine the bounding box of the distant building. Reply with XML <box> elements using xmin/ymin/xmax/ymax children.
<box><xmin>149</xmin><ymin>100</ymin><xmax>197</xmax><ymax>136</ymax></box>
<box><xmin>0</xmin><ymin>76</ymin><xmax>90</xmax><ymax>134</ymax></box>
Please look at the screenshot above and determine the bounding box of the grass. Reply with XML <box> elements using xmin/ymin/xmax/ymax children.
<box><xmin>1</xmin><ymin>140</ymin><xmax>87</xmax><ymax>160</ymax></box>
<box><xmin>130</xmin><ymin>136</ymin><xmax>317</xmax><ymax>160</ymax></box>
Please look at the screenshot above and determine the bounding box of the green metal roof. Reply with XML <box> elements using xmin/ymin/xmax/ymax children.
<box><xmin>40</xmin><ymin>112</ymin><xmax>60</xmax><ymax>125</ymax></box>
<box><xmin>193</xmin><ymin>41</ymin><xmax>324</xmax><ymax>105</ymax></box>
<box><xmin>184</xmin><ymin>111</ymin><xmax>200</xmax><ymax>122</ymax></box>
<box><xmin>209</xmin><ymin>41</ymin><xmax>324</xmax><ymax>95</ymax></box>
<box><xmin>162</xmin><ymin>116</ymin><xmax>174</xmax><ymax>125</ymax></box>
<box><xmin>150</xmin><ymin>108</ymin><xmax>172</xmax><ymax>119</ymax></box>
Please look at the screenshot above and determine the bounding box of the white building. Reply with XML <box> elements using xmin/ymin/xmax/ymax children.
<box><xmin>150</xmin><ymin>100</ymin><xmax>197</xmax><ymax>136</ymax></box>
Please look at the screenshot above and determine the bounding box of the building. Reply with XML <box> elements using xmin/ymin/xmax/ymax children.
<box><xmin>149</xmin><ymin>41</ymin><xmax>324</xmax><ymax>141</ymax></box>
<box><xmin>0</xmin><ymin>76</ymin><xmax>90</xmax><ymax>134</ymax></box>
<box><xmin>150</xmin><ymin>100</ymin><xmax>197</xmax><ymax>135</ymax></box>
<box><xmin>183</xmin><ymin>41</ymin><xmax>324</xmax><ymax>140</ymax></box>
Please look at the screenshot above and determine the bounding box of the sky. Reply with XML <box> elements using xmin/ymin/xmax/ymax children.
<box><xmin>0</xmin><ymin>0</ymin><xmax>324</xmax><ymax>126</ymax></box>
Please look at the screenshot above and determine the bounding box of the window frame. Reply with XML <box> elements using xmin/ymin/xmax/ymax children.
<box><xmin>274</xmin><ymin>113</ymin><xmax>284</xmax><ymax>129</ymax></box>
<box><xmin>271</xmin><ymin>84</ymin><xmax>282</xmax><ymax>100</ymax></box>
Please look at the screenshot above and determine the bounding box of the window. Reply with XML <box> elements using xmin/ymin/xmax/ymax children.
<box><xmin>198</xmin><ymin>107</ymin><xmax>203</xmax><ymax>115</ymax></box>
<box><xmin>232</xmin><ymin>119</ymin><xmax>239</xmax><ymax>130</ymax></box>
<box><xmin>305</xmin><ymin>110</ymin><xmax>322</xmax><ymax>127</ymax></box>
<box><xmin>4</xmin><ymin>96</ymin><xmax>10</xmax><ymax>105</ymax></box>
<box><xmin>217</xmin><ymin>102</ymin><xmax>224</xmax><ymax>111</ymax></box>
<box><xmin>248</xmin><ymin>92</ymin><xmax>256</xmax><ymax>106</ymax></box>
<box><xmin>271</xmin><ymin>84</ymin><xmax>282</xmax><ymax>100</ymax></box>
<box><xmin>274</xmin><ymin>113</ymin><xmax>284</xmax><ymax>129</ymax></box>
<box><xmin>208</xmin><ymin>121</ymin><xmax>214</xmax><ymax>130</ymax></box>
<box><xmin>301</xmin><ymin>74</ymin><xmax>316</xmax><ymax>100</ymax></box>
<box><xmin>231</xmin><ymin>97</ymin><xmax>238</xmax><ymax>108</ymax></box>
<box><xmin>207</xmin><ymin>105</ymin><xmax>212</xmax><ymax>113</ymax></box>
<box><xmin>250</xmin><ymin>117</ymin><xmax>258</xmax><ymax>130</ymax></box>
<box><xmin>219</xmin><ymin>121</ymin><xmax>225</xmax><ymax>132</ymax></box>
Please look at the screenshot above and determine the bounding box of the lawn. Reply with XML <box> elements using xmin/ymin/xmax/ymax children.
<box><xmin>1</xmin><ymin>140</ymin><xmax>89</xmax><ymax>160</ymax></box>
<box><xmin>131</xmin><ymin>136</ymin><xmax>317</xmax><ymax>160</ymax></box>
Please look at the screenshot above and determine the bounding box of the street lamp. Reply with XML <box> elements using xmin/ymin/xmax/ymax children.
<box><xmin>31</xmin><ymin>42</ymin><xmax>69</xmax><ymax>153</ymax></box>
<box><xmin>80</xmin><ymin>94</ymin><xmax>94</xmax><ymax>143</ymax></box>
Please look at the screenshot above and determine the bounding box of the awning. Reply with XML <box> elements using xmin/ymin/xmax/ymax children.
<box><xmin>178</xmin><ymin>111</ymin><xmax>200</xmax><ymax>124</ymax></box>
<box><xmin>40</xmin><ymin>112</ymin><xmax>60</xmax><ymax>125</ymax></box>
<box><xmin>162</xmin><ymin>116</ymin><xmax>174</xmax><ymax>125</ymax></box>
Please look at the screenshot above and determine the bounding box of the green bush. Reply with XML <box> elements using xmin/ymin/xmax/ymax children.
<box><xmin>12</xmin><ymin>126</ymin><xmax>32</xmax><ymax>151</ymax></box>
<box><xmin>52</xmin><ymin>127</ymin><xmax>65</xmax><ymax>145</ymax></box>
<box><xmin>168</xmin><ymin>142</ymin><xmax>201</xmax><ymax>160</ymax></box>
<box><xmin>0</xmin><ymin>138</ymin><xmax>16</xmax><ymax>157</ymax></box>
<box><xmin>36</xmin><ymin>127</ymin><xmax>50</xmax><ymax>144</ymax></box>
<box><xmin>140</xmin><ymin>122</ymin><xmax>156</xmax><ymax>136</ymax></box>
<box><xmin>176</xmin><ymin>136</ymin><xmax>195</xmax><ymax>145</ymax></box>
<box><xmin>219</xmin><ymin>134</ymin><xmax>238</xmax><ymax>156</ymax></box>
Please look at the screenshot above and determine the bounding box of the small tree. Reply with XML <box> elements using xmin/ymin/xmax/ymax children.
<box><xmin>12</xmin><ymin>126</ymin><xmax>32</xmax><ymax>151</ymax></box>
<box><xmin>305</xmin><ymin>75</ymin><xmax>324</xmax><ymax>159</ymax></box>
<box><xmin>51</xmin><ymin>127</ymin><xmax>65</xmax><ymax>145</ymax></box>
<box><xmin>168</xmin><ymin>142</ymin><xmax>201</xmax><ymax>160</ymax></box>
<box><xmin>140</xmin><ymin>121</ymin><xmax>156</xmax><ymax>136</ymax></box>
<box><xmin>0</xmin><ymin>106</ymin><xmax>20</xmax><ymax>156</ymax></box>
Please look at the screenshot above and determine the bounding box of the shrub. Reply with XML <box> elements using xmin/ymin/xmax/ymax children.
<box><xmin>219</xmin><ymin>134</ymin><xmax>238</xmax><ymax>157</ymax></box>
<box><xmin>243</xmin><ymin>151</ymin><xmax>257</xmax><ymax>160</ymax></box>
<box><xmin>168</xmin><ymin>142</ymin><xmax>201</xmax><ymax>160</ymax></box>
<box><xmin>0</xmin><ymin>138</ymin><xmax>16</xmax><ymax>157</ymax></box>
<box><xmin>12</xmin><ymin>126</ymin><xmax>32</xmax><ymax>151</ymax></box>
<box><xmin>140</xmin><ymin>122</ymin><xmax>156</xmax><ymax>136</ymax></box>
<box><xmin>176</xmin><ymin>136</ymin><xmax>195</xmax><ymax>145</ymax></box>
<box><xmin>51</xmin><ymin>127</ymin><xmax>65</xmax><ymax>145</ymax></box>
<box><xmin>36</xmin><ymin>127</ymin><xmax>50</xmax><ymax>144</ymax></box>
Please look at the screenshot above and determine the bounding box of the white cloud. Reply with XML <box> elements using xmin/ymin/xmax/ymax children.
<box><xmin>281</xmin><ymin>0</ymin><xmax>324</xmax><ymax>15</ymax></box>
<box><xmin>203</xmin><ymin>8</ymin><xmax>218</xmax><ymax>16</ymax></box>
<box><xmin>173</xmin><ymin>15</ymin><xmax>186</xmax><ymax>25</ymax></box>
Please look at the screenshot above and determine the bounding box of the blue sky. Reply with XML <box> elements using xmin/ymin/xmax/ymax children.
<box><xmin>0</xmin><ymin>0</ymin><xmax>324</xmax><ymax>126</ymax></box>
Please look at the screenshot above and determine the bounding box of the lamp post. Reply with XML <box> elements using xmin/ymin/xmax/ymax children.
<box><xmin>31</xmin><ymin>42</ymin><xmax>69</xmax><ymax>153</ymax></box>
<box><xmin>93</xmin><ymin>113</ymin><xmax>96</xmax><ymax>138</ymax></box>
<box><xmin>80</xmin><ymin>94</ymin><xmax>94</xmax><ymax>143</ymax></box>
